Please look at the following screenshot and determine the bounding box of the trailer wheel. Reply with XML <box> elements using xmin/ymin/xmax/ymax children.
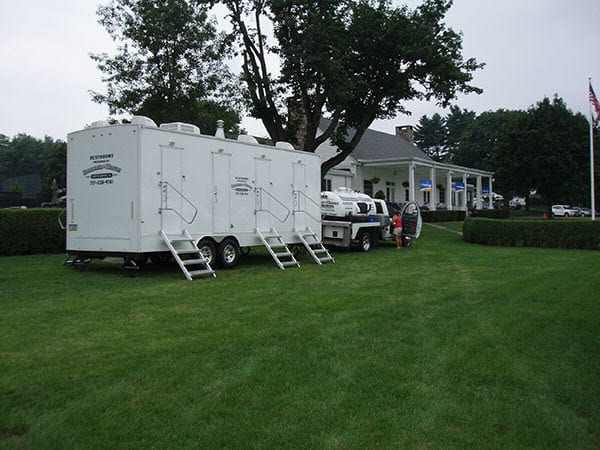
<box><xmin>197</xmin><ymin>239</ymin><xmax>216</xmax><ymax>266</ymax></box>
<box><xmin>356</xmin><ymin>230</ymin><xmax>372</xmax><ymax>252</ymax></box>
<box><xmin>217</xmin><ymin>238</ymin><xmax>240</xmax><ymax>269</ymax></box>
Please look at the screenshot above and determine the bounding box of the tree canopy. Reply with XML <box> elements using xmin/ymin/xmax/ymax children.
<box><xmin>91</xmin><ymin>0</ymin><xmax>241</xmax><ymax>133</ymax></box>
<box><xmin>416</xmin><ymin>96</ymin><xmax>595</xmax><ymax>208</ymax></box>
<box><xmin>413</xmin><ymin>113</ymin><xmax>447</xmax><ymax>161</ymax></box>
<box><xmin>223</xmin><ymin>0</ymin><xmax>483</xmax><ymax>177</ymax></box>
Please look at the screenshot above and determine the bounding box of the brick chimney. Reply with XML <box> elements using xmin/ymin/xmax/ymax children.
<box><xmin>395</xmin><ymin>125</ymin><xmax>414</xmax><ymax>143</ymax></box>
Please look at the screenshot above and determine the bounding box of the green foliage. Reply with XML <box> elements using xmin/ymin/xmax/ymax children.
<box><xmin>0</xmin><ymin>209</ymin><xmax>65</xmax><ymax>255</ymax></box>
<box><xmin>374</xmin><ymin>190</ymin><xmax>386</xmax><ymax>200</ymax></box>
<box><xmin>0</xmin><ymin>134</ymin><xmax>66</xmax><ymax>193</ymax></box>
<box><xmin>463</xmin><ymin>217</ymin><xmax>600</xmax><ymax>250</ymax></box>
<box><xmin>91</xmin><ymin>0</ymin><xmax>240</xmax><ymax>127</ymax></box>
<box><xmin>226</xmin><ymin>0</ymin><xmax>483</xmax><ymax>176</ymax></box>
<box><xmin>468</xmin><ymin>208</ymin><xmax>510</xmax><ymax>219</ymax></box>
<box><xmin>421</xmin><ymin>209</ymin><xmax>466</xmax><ymax>222</ymax></box>
<box><xmin>413</xmin><ymin>113</ymin><xmax>447</xmax><ymax>161</ymax></box>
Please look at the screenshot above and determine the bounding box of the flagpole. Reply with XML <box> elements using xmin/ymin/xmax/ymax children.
<box><xmin>590</xmin><ymin>78</ymin><xmax>597</xmax><ymax>221</ymax></box>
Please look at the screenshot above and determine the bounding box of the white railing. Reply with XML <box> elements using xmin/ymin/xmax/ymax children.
<box><xmin>159</xmin><ymin>180</ymin><xmax>198</xmax><ymax>224</ymax></box>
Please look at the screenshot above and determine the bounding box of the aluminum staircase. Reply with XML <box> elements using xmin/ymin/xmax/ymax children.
<box><xmin>255</xmin><ymin>228</ymin><xmax>300</xmax><ymax>270</ymax></box>
<box><xmin>160</xmin><ymin>230</ymin><xmax>215</xmax><ymax>280</ymax></box>
<box><xmin>294</xmin><ymin>227</ymin><xmax>335</xmax><ymax>265</ymax></box>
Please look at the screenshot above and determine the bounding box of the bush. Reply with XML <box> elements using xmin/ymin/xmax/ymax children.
<box><xmin>463</xmin><ymin>218</ymin><xmax>600</xmax><ymax>250</ymax></box>
<box><xmin>421</xmin><ymin>210</ymin><xmax>466</xmax><ymax>222</ymax></box>
<box><xmin>0</xmin><ymin>208</ymin><xmax>65</xmax><ymax>255</ymax></box>
<box><xmin>468</xmin><ymin>208</ymin><xmax>510</xmax><ymax>219</ymax></box>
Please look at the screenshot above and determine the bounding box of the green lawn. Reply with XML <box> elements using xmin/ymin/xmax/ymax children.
<box><xmin>1</xmin><ymin>225</ymin><xmax>599</xmax><ymax>448</ymax></box>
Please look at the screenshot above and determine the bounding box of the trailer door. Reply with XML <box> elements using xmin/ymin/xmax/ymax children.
<box><xmin>212</xmin><ymin>152</ymin><xmax>231</xmax><ymax>234</ymax></box>
<box><xmin>160</xmin><ymin>145</ymin><xmax>184</xmax><ymax>234</ymax></box>
<box><xmin>293</xmin><ymin>162</ymin><xmax>307</xmax><ymax>230</ymax></box>
<box><xmin>254</xmin><ymin>157</ymin><xmax>272</xmax><ymax>231</ymax></box>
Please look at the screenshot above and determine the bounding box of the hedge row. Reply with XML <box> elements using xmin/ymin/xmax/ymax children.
<box><xmin>468</xmin><ymin>208</ymin><xmax>510</xmax><ymax>219</ymax></box>
<box><xmin>0</xmin><ymin>208</ymin><xmax>66</xmax><ymax>255</ymax></box>
<box><xmin>463</xmin><ymin>217</ymin><xmax>600</xmax><ymax>250</ymax></box>
<box><xmin>421</xmin><ymin>210</ymin><xmax>466</xmax><ymax>222</ymax></box>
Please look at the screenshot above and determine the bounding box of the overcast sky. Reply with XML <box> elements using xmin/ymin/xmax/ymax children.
<box><xmin>1</xmin><ymin>0</ymin><xmax>599</xmax><ymax>140</ymax></box>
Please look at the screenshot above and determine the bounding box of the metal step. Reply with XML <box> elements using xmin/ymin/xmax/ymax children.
<box><xmin>255</xmin><ymin>228</ymin><xmax>300</xmax><ymax>270</ymax></box>
<box><xmin>160</xmin><ymin>230</ymin><xmax>215</xmax><ymax>280</ymax></box>
<box><xmin>294</xmin><ymin>227</ymin><xmax>335</xmax><ymax>266</ymax></box>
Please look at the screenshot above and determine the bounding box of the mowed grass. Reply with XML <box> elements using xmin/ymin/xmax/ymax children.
<box><xmin>1</xmin><ymin>225</ymin><xmax>599</xmax><ymax>448</ymax></box>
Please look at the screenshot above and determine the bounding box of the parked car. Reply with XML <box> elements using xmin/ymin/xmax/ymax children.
<box><xmin>551</xmin><ymin>204</ymin><xmax>579</xmax><ymax>217</ymax></box>
<box><xmin>576</xmin><ymin>207</ymin><xmax>595</xmax><ymax>217</ymax></box>
<box><xmin>509</xmin><ymin>197</ymin><xmax>526</xmax><ymax>209</ymax></box>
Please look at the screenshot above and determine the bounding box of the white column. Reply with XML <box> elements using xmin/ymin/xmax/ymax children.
<box><xmin>462</xmin><ymin>173</ymin><xmax>468</xmax><ymax>210</ymax></box>
<box><xmin>430</xmin><ymin>166</ymin><xmax>436</xmax><ymax>210</ymax></box>
<box><xmin>409</xmin><ymin>163</ymin><xmax>416</xmax><ymax>202</ymax></box>
<box><xmin>488</xmin><ymin>177</ymin><xmax>494</xmax><ymax>209</ymax></box>
<box><xmin>446</xmin><ymin>171</ymin><xmax>453</xmax><ymax>210</ymax></box>
<box><xmin>476</xmin><ymin>175</ymin><xmax>482</xmax><ymax>210</ymax></box>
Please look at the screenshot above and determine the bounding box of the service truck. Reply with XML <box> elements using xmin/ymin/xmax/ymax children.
<box><xmin>320</xmin><ymin>187</ymin><xmax>422</xmax><ymax>251</ymax></box>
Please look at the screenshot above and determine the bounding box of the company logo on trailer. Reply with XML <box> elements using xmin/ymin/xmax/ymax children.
<box><xmin>231</xmin><ymin>176</ymin><xmax>252</xmax><ymax>195</ymax></box>
<box><xmin>83</xmin><ymin>154</ymin><xmax>123</xmax><ymax>186</ymax></box>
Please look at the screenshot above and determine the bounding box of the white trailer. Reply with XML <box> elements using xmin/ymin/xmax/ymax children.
<box><xmin>65</xmin><ymin>116</ymin><xmax>334</xmax><ymax>279</ymax></box>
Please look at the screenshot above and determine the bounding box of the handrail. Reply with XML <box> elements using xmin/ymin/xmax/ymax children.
<box><xmin>255</xmin><ymin>187</ymin><xmax>291</xmax><ymax>223</ymax></box>
<box><xmin>159</xmin><ymin>180</ymin><xmax>198</xmax><ymax>224</ymax></box>
<box><xmin>293</xmin><ymin>190</ymin><xmax>321</xmax><ymax>222</ymax></box>
<box><xmin>58</xmin><ymin>208</ymin><xmax>66</xmax><ymax>230</ymax></box>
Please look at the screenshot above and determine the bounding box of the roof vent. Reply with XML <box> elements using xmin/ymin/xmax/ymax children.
<box><xmin>237</xmin><ymin>134</ymin><xmax>258</xmax><ymax>144</ymax></box>
<box><xmin>275</xmin><ymin>141</ymin><xmax>295</xmax><ymax>150</ymax></box>
<box><xmin>215</xmin><ymin>120</ymin><xmax>225</xmax><ymax>139</ymax></box>
<box><xmin>159</xmin><ymin>122</ymin><xmax>200</xmax><ymax>135</ymax></box>
<box><xmin>131</xmin><ymin>116</ymin><xmax>157</xmax><ymax>127</ymax></box>
<box><xmin>89</xmin><ymin>120</ymin><xmax>109</xmax><ymax>128</ymax></box>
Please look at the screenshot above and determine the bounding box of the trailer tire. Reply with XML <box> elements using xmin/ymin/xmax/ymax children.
<box><xmin>217</xmin><ymin>238</ymin><xmax>240</xmax><ymax>269</ymax></box>
<box><xmin>197</xmin><ymin>239</ymin><xmax>216</xmax><ymax>266</ymax></box>
<box><xmin>356</xmin><ymin>230</ymin><xmax>372</xmax><ymax>252</ymax></box>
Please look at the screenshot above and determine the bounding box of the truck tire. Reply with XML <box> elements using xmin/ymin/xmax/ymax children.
<box><xmin>356</xmin><ymin>230</ymin><xmax>372</xmax><ymax>252</ymax></box>
<box><xmin>217</xmin><ymin>237</ymin><xmax>240</xmax><ymax>269</ymax></box>
<box><xmin>197</xmin><ymin>238</ymin><xmax>216</xmax><ymax>266</ymax></box>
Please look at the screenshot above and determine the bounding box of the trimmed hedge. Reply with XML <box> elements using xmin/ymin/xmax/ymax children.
<box><xmin>463</xmin><ymin>217</ymin><xmax>600</xmax><ymax>250</ymax></box>
<box><xmin>468</xmin><ymin>208</ymin><xmax>510</xmax><ymax>219</ymax></box>
<box><xmin>0</xmin><ymin>208</ymin><xmax>66</xmax><ymax>255</ymax></box>
<box><xmin>421</xmin><ymin>210</ymin><xmax>466</xmax><ymax>222</ymax></box>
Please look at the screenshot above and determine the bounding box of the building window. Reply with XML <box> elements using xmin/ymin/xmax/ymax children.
<box><xmin>363</xmin><ymin>180</ymin><xmax>373</xmax><ymax>197</ymax></box>
<box><xmin>423</xmin><ymin>191</ymin><xmax>430</xmax><ymax>205</ymax></box>
<box><xmin>405</xmin><ymin>188</ymin><xmax>409</xmax><ymax>201</ymax></box>
<box><xmin>386</xmin><ymin>181</ymin><xmax>396</xmax><ymax>202</ymax></box>
<box><xmin>322</xmin><ymin>178</ymin><xmax>332</xmax><ymax>191</ymax></box>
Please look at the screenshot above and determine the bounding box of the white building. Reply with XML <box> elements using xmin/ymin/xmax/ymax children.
<box><xmin>316</xmin><ymin>120</ymin><xmax>495</xmax><ymax>210</ymax></box>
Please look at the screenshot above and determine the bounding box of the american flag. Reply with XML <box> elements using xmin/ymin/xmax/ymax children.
<box><xmin>590</xmin><ymin>81</ymin><xmax>600</xmax><ymax>118</ymax></box>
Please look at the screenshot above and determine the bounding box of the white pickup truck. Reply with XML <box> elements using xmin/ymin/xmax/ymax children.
<box><xmin>320</xmin><ymin>188</ymin><xmax>422</xmax><ymax>251</ymax></box>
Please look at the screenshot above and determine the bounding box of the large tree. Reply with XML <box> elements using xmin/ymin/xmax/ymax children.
<box><xmin>413</xmin><ymin>113</ymin><xmax>447</xmax><ymax>161</ymax></box>
<box><xmin>91</xmin><ymin>0</ymin><xmax>240</xmax><ymax>130</ymax></box>
<box><xmin>223</xmin><ymin>0</ymin><xmax>483</xmax><ymax>177</ymax></box>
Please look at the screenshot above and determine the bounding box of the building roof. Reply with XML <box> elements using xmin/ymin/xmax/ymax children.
<box><xmin>320</xmin><ymin>118</ymin><xmax>432</xmax><ymax>163</ymax></box>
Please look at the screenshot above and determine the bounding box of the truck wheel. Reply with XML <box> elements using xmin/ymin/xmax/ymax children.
<box><xmin>217</xmin><ymin>237</ymin><xmax>240</xmax><ymax>269</ymax></box>
<box><xmin>197</xmin><ymin>239</ymin><xmax>216</xmax><ymax>266</ymax></box>
<box><xmin>356</xmin><ymin>230</ymin><xmax>372</xmax><ymax>252</ymax></box>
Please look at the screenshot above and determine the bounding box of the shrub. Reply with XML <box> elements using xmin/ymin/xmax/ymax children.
<box><xmin>463</xmin><ymin>217</ymin><xmax>600</xmax><ymax>250</ymax></box>
<box><xmin>421</xmin><ymin>210</ymin><xmax>466</xmax><ymax>222</ymax></box>
<box><xmin>0</xmin><ymin>208</ymin><xmax>65</xmax><ymax>255</ymax></box>
<box><xmin>468</xmin><ymin>208</ymin><xmax>510</xmax><ymax>219</ymax></box>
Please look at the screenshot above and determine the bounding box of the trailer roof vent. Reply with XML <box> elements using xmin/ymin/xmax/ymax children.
<box><xmin>131</xmin><ymin>116</ymin><xmax>157</xmax><ymax>128</ymax></box>
<box><xmin>275</xmin><ymin>141</ymin><xmax>295</xmax><ymax>150</ymax></box>
<box><xmin>89</xmin><ymin>120</ymin><xmax>109</xmax><ymax>128</ymax></box>
<box><xmin>237</xmin><ymin>134</ymin><xmax>258</xmax><ymax>144</ymax></box>
<box><xmin>159</xmin><ymin>122</ymin><xmax>200</xmax><ymax>135</ymax></box>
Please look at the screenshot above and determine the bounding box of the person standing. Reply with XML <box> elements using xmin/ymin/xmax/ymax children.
<box><xmin>391</xmin><ymin>208</ymin><xmax>403</xmax><ymax>249</ymax></box>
